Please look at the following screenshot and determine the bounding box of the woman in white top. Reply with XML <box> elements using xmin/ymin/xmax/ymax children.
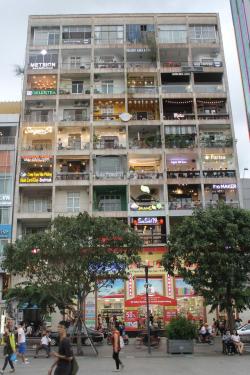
<box><xmin>231</xmin><ymin>330</ymin><xmax>244</xmax><ymax>354</ymax></box>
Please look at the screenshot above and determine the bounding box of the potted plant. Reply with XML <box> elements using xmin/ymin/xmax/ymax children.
<box><xmin>166</xmin><ymin>316</ymin><xmax>196</xmax><ymax>354</ymax></box>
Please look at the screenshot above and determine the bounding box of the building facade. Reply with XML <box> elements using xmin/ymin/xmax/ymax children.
<box><xmin>14</xmin><ymin>13</ymin><xmax>241</xmax><ymax>328</ymax></box>
<box><xmin>230</xmin><ymin>0</ymin><xmax>250</xmax><ymax>135</ymax></box>
<box><xmin>0</xmin><ymin>102</ymin><xmax>19</xmax><ymax>318</ymax></box>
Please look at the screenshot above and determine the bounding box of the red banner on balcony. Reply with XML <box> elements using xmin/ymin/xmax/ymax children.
<box><xmin>125</xmin><ymin>294</ymin><xmax>177</xmax><ymax>308</ymax></box>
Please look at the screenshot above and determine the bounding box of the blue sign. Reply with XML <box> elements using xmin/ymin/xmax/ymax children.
<box><xmin>0</xmin><ymin>225</ymin><xmax>12</xmax><ymax>239</ymax></box>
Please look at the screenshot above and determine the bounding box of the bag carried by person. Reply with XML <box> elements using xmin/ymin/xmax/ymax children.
<box><xmin>120</xmin><ymin>335</ymin><xmax>125</xmax><ymax>349</ymax></box>
<box><xmin>10</xmin><ymin>353</ymin><xmax>17</xmax><ymax>362</ymax></box>
<box><xmin>71</xmin><ymin>356</ymin><xmax>79</xmax><ymax>375</ymax></box>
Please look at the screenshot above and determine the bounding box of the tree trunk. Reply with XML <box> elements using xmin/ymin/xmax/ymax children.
<box><xmin>226</xmin><ymin>305</ymin><xmax>235</xmax><ymax>332</ymax></box>
<box><xmin>76</xmin><ymin>296</ymin><xmax>84</xmax><ymax>356</ymax></box>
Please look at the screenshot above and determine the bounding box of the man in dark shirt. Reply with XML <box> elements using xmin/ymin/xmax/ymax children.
<box><xmin>48</xmin><ymin>321</ymin><xmax>73</xmax><ymax>375</ymax></box>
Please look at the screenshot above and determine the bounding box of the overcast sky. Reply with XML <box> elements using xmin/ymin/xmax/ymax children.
<box><xmin>0</xmin><ymin>0</ymin><xmax>249</xmax><ymax>176</ymax></box>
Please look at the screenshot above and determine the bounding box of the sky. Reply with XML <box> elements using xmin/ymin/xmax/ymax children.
<box><xmin>0</xmin><ymin>0</ymin><xmax>249</xmax><ymax>176</ymax></box>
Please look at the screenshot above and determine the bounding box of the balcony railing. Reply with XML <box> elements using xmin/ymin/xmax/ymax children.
<box><xmin>21</xmin><ymin>144</ymin><xmax>52</xmax><ymax>151</ymax></box>
<box><xmin>137</xmin><ymin>233</ymin><xmax>166</xmax><ymax>245</ymax></box>
<box><xmin>93</xmin><ymin>113</ymin><xmax>121</xmax><ymax>121</ymax></box>
<box><xmin>56</xmin><ymin>172</ymin><xmax>89</xmax><ymax>180</ymax></box>
<box><xmin>24</xmin><ymin>113</ymin><xmax>55</xmax><ymax>122</ymax></box>
<box><xmin>127</xmin><ymin>62</ymin><xmax>157</xmax><ymax>70</ymax></box>
<box><xmin>203</xmin><ymin>170</ymin><xmax>236</xmax><ymax>178</ymax></box>
<box><xmin>95</xmin><ymin>38</ymin><xmax>124</xmax><ymax>45</ymax></box>
<box><xmin>0</xmin><ymin>136</ymin><xmax>15</xmax><ymax>145</ymax></box>
<box><xmin>197</xmin><ymin>113</ymin><xmax>230</xmax><ymax>120</ymax></box>
<box><xmin>59</xmin><ymin>87</ymin><xmax>91</xmax><ymax>95</ymax></box>
<box><xmin>61</xmin><ymin>114</ymin><xmax>90</xmax><ymax>122</ymax></box>
<box><xmin>129</xmin><ymin>171</ymin><xmax>164</xmax><ymax>180</ymax></box>
<box><xmin>94</xmin><ymin>141</ymin><xmax>126</xmax><ymax>149</ymax></box>
<box><xmin>130</xmin><ymin>112</ymin><xmax>158</xmax><ymax>121</ymax></box>
<box><xmin>167</xmin><ymin>171</ymin><xmax>201</xmax><ymax>179</ymax></box>
<box><xmin>169</xmin><ymin>201</ymin><xmax>202</xmax><ymax>210</ymax></box>
<box><xmin>62</xmin><ymin>37</ymin><xmax>91</xmax><ymax>45</ymax></box>
<box><xmin>200</xmin><ymin>139</ymin><xmax>233</xmax><ymax>148</ymax></box>
<box><xmin>162</xmin><ymin>85</ymin><xmax>191</xmax><ymax>94</ymax></box>
<box><xmin>94</xmin><ymin>171</ymin><xmax>126</xmax><ymax>179</ymax></box>
<box><xmin>94</xmin><ymin>87</ymin><xmax>125</xmax><ymax>95</ymax></box>
<box><xmin>20</xmin><ymin>204</ymin><xmax>52</xmax><ymax>213</ymax></box>
<box><xmin>190</xmin><ymin>37</ymin><xmax>219</xmax><ymax>44</ymax></box>
<box><xmin>194</xmin><ymin>85</ymin><xmax>224</xmax><ymax>93</ymax></box>
<box><xmin>129</xmin><ymin>139</ymin><xmax>162</xmax><ymax>149</ymax></box>
<box><xmin>57</xmin><ymin>142</ymin><xmax>90</xmax><ymax>151</ymax></box>
<box><xmin>161</xmin><ymin>60</ymin><xmax>223</xmax><ymax>68</ymax></box>
<box><xmin>94</xmin><ymin>62</ymin><xmax>124</xmax><ymax>69</ymax></box>
<box><xmin>95</xmin><ymin>202</ymin><xmax>124</xmax><ymax>211</ymax></box>
<box><xmin>61</xmin><ymin>62</ymin><xmax>91</xmax><ymax>70</ymax></box>
<box><xmin>165</xmin><ymin>137</ymin><xmax>196</xmax><ymax>149</ymax></box>
<box><xmin>205</xmin><ymin>200</ymin><xmax>239</xmax><ymax>208</ymax></box>
<box><xmin>128</xmin><ymin>86</ymin><xmax>158</xmax><ymax>95</ymax></box>
<box><xmin>163</xmin><ymin>113</ymin><xmax>195</xmax><ymax>120</ymax></box>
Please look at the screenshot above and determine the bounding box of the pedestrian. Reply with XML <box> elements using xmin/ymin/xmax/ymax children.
<box><xmin>111</xmin><ymin>323</ymin><xmax>124</xmax><ymax>372</ymax></box>
<box><xmin>34</xmin><ymin>330</ymin><xmax>51</xmax><ymax>358</ymax></box>
<box><xmin>0</xmin><ymin>326</ymin><xmax>16</xmax><ymax>374</ymax></box>
<box><xmin>48</xmin><ymin>321</ymin><xmax>73</xmax><ymax>375</ymax></box>
<box><xmin>231</xmin><ymin>330</ymin><xmax>244</xmax><ymax>355</ymax></box>
<box><xmin>17</xmin><ymin>321</ymin><xmax>29</xmax><ymax>364</ymax></box>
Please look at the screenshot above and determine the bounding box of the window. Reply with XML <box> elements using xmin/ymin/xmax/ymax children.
<box><xmin>101</xmin><ymin>80</ymin><xmax>114</xmax><ymax>94</ymax></box>
<box><xmin>0</xmin><ymin>177</ymin><xmax>12</xmax><ymax>195</ymax></box>
<box><xmin>67</xmin><ymin>192</ymin><xmax>80</xmax><ymax>212</ymax></box>
<box><xmin>33</xmin><ymin>27</ymin><xmax>60</xmax><ymax>46</ymax></box>
<box><xmin>28</xmin><ymin>199</ymin><xmax>51</xmax><ymax>213</ymax></box>
<box><xmin>0</xmin><ymin>240</ymin><xmax>8</xmax><ymax>257</ymax></box>
<box><xmin>70</xmin><ymin>56</ymin><xmax>81</xmax><ymax>68</ymax></box>
<box><xmin>190</xmin><ymin>25</ymin><xmax>218</xmax><ymax>43</ymax></box>
<box><xmin>63</xmin><ymin>109</ymin><xmax>89</xmax><ymax>121</ymax></box>
<box><xmin>98</xmin><ymin>195</ymin><xmax>121</xmax><ymax>211</ymax></box>
<box><xmin>126</xmin><ymin>24</ymin><xmax>155</xmax><ymax>44</ymax></box>
<box><xmin>72</xmin><ymin>81</ymin><xmax>84</xmax><ymax>94</ymax></box>
<box><xmin>96</xmin><ymin>157</ymin><xmax>122</xmax><ymax>175</ymax></box>
<box><xmin>0</xmin><ymin>207</ymin><xmax>10</xmax><ymax>224</ymax></box>
<box><xmin>94</xmin><ymin>25</ymin><xmax>124</xmax><ymax>44</ymax></box>
<box><xmin>158</xmin><ymin>25</ymin><xmax>187</xmax><ymax>43</ymax></box>
<box><xmin>101</xmin><ymin>105</ymin><xmax>114</xmax><ymax>116</ymax></box>
<box><xmin>62</xmin><ymin>26</ymin><xmax>91</xmax><ymax>43</ymax></box>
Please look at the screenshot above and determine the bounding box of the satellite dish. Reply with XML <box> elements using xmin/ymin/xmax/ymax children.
<box><xmin>119</xmin><ymin>112</ymin><xmax>132</xmax><ymax>122</ymax></box>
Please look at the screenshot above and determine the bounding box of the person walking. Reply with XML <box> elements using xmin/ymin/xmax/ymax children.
<box><xmin>34</xmin><ymin>331</ymin><xmax>51</xmax><ymax>358</ymax></box>
<box><xmin>48</xmin><ymin>321</ymin><xmax>73</xmax><ymax>375</ymax></box>
<box><xmin>111</xmin><ymin>324</ymin><xmax>124</xmax><ymax>372</ymax></box>
<box><xmin>0</xmin><ymin>327</ymin><xmax>16</xmax><ymax>374</ymax></box>
<box><xmin>17</xmin><ymin>321</ymin><xmax>29</xmax><ymax>364</ymax></box>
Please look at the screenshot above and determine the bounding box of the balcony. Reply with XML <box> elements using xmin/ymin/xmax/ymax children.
<box><xmin>163</xmin><ymin>99</ymin><xmax>195</xmax><ymax>121</ymax></box>
<box><xmin>194</xmin><ymin>84</ymin><xmax>224</xmax><ymax>94</ymax></box>
<box><xmin>129</xmin><ymin>138</ymin><xmax>161</xmax><ymax>149</ymax></box>
<box><xmin>162</xmin><ymin>84</ymin><xmax>191</xmax><ymax>94</ymax></box>
<box><xmin>165</xmin><ymin>134</ymin><xmax>196</xmax><ymax>149</ymax></box>
<box><xmin>128</xmin><ymin>99</ymin><xmax>159</xmax><ymax>122</ymax></box>
<box><xmin>94</xmin><ymin>171</ymin><xmax>126</xmax><ymax>180</ymax></box>
<box><xmin>203</xmin><ymin>170</ymin><xmax>236</xmax><ymax>179</ymax></box>
<box><xmin>200</xmin><ymin>137</ymin><xmax>233</xmax><ymax>148</ymax></box>
<box><xmin>60</xmin><ymin>112</ymin><xmax>90</xmax><ymax>123</ymax></box>
<box><xmin>161</xmin><ymin>60</ymin><xmax>223</xmax><ymax>69</ymax></box>
<box><xmin>94</xmin><ymin>141</ymin><xmax>126</xmax><ymax>150</ymax></box>
<box><xmin>56</xmin><ymin>172</ymin><xmax>89</xmax><ymax>181</ymax></box>
<box><xmin>57</xmin><ymin>142</ymin><xmax>90</xmax><ymax>153</ymax></box>
<box><xmin>129</xmin><ymin>170</ymin><xmax>164</xmax><ymax>180</ymax></box>
<box><xmin>94</xmin><ymin>86</ymin><xmax>125</xmax><ymax>95</ymax></box>
<box><xmin>197</xmin><ymin>99</ymin><xmax>229</xmax><ymax>121</ymax></box>
<box><xmin>0</xmin><ymin>136</ymin><xmax>15</xmax><ymax>145</ymax></box>
<box><xmin>135</xmin><ymin>232</ymin><xmax>166</xmax><ymax>246</ymax></box>
<box><xmin>18</xmin><ymin>201</ymin><xmax>52</xmax><ymax>219</ymax></box>
<box><xmin>61</xmin><ymin>62</ymin><xmax>91</xmax><ymax>72</ymax></box>
<box><xmin>205</xmin><ymin>200</ymin><xmax>240</xmax><ymax>208</ymax></box>
<box><xmin>168</xmin><ymin>201</ymin><xmax>202</xmax><ymax>210</ymax></box>
<box><xmin>167</xmin><ymin>171</ymin><xmax>201</xmax><ymax>179</ymax></box>
<box><xmin>127</xmin><ymin>62</ymin><xmax>157</xmax><ymax>72</ymax></box>
<box><xmin>21</xmin><ymin>143</ymin><xmax>53</xmax><ymax>152</ymax></box>
<box><xmin>197</xmin><ymin>113</ymin><xmax>230</xmax><ymax>121</ymax></box>
<box><xmin>128</xmin><ymin>86</ymin><xmax>158</xmax><ymax>95</ymax></box>
<box><xmin>94</xmin><ymin>62</ymin><xmax>124</xmax><ymax>70</ymax></box>
<box><xmin>23</xmin><ymin>112</ymin><xmax>55</xmax><ymax>123</ymax></box>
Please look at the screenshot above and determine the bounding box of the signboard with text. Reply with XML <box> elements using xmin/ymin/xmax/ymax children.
<box><xmin>0</xmin><ymin>225</ymin><xmax>12</xmax><ymax>239</ymax></box>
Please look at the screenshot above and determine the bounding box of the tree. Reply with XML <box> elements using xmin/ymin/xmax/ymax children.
<box><xmin>3</xmin><ymin>213</ymin><xmax>142</xmax><ymax>354</ymax></box>
<box><xmin>162</xmin><ymin>204</ymin><xmax>250</xmax><ymax>331</ymax></box>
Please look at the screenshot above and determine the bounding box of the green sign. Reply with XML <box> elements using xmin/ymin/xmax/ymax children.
<box><xmin>27</xmin><ymin>89</ymin><xmax>57</xmax><ymax>96</ymax></box>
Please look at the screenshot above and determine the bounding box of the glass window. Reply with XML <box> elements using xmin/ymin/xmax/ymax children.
<box><xmin>0</xmin><ymin>177</ymin><xmax>12</xmax><ymax>195</ymax></box>
<box><xmin>101</xmin><ymin>80</ymin><xmax>114</xmax><ymax>94</ymax></box>
<box><xmin>96</xmin><ymin>157</ymin><xmax>122</xmax><ymax>173</ymax></box>
<box><xmin>72</xmin><ymin>81</ymin><xmax>84</xmax><ymax>94</ymax></box>
<box><xmin>28</xmin><ymin>199</ymin><xmax>50</xmax><ymax>213</ymax></box>
<box><xmin>62</xmin><ymin>26</ymin><xmax>91</xmax><ymax>43</ymax></box>
<box><xmin>67</xmin><ymin>192</ymin><xmax>80</xmax><ymax>212</ymax></box>
<box><xmin>0</xmin><ymin>207</ymin><xmax>10</xmax><ymax>224</ymax></box>
<box><xmin>189</xmin><ymin>25</ymin><xmax>218</xmax><ymax>43</ymax></box>
<box><xmin>99</xmin><ymin>194</ymin><xmax>121</xmax><ymax>211</ymax></box>
<box><xmin>158</xmin><ymin>25</ymin><xmax>187</xmax><ymax>43</ymax></box>
<box><xmin>94</xmin><ymin>25</ymin><xmax>124</xmax><ymax>44</ymax></box>
<box><xmin>0</xmin><ymin>240</ymin><xmax>8</xmax><ymax>257</ymax></box>
<box><xmin>33</xmin><ymin>27</ymin><xmax>60</xmax><ymax>46</ymax></box>
<box><xmin>126</xmin><ymin>24</ymin><xmax>155</xmax><ymax>44</ymax></box>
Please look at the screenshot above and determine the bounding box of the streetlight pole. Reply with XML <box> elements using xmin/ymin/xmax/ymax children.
<box><xmin>144</xmin><ymin>265</ymin><xmax>151</xmax><ymax>354</ymax></box>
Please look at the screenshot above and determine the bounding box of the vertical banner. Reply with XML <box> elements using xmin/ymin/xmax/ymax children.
<box><xmin>85</xmin><ymin>293</ymin><xmax>96</xmax><ymax>328</ymax></box>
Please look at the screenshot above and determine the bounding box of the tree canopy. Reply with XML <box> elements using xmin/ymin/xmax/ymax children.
<box><xmin>162</xmin><ymin>204</ymin><xmax>250</xmax><ymax>329</ymax></box>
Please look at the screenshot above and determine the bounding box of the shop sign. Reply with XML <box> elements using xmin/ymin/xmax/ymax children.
<box><xmin>19</xmin><ymin>172</ymin><xmax>53</xmax><ymax>184</ymax></box>
<box><xmin>29</xmin><ymin>62</ymin><xmax>57</xmax><ymax>70</ymax></box>
<box><xmin>164</xmin><ymin>308</ymin><xmax>177</xmax><ymax>321</ymax></box>
<box><xmin>170</xmin><ymin>160</ymin><xmax>188</xmax><ymax>165</ymax></box>
<box><xmin>0</xmin><ymin>194</ymin><xmax>11</xmax><ymax>206</ymax></box>
<box><xmin>125</xmin><ymin>294</ymin><xmax>177</xmax><ymax>308</ymax></box>
<box><xmin>212</xmin><ymin>183</ymin><xmax>237</xmax><ymax>190</ymax></box>
<box><xmin>137</xmin><ymin>217</ymin><xmax>158</xmax><ymax>225</ymax></box>
<box><xmin>130</xmin><ymin>203</ymin><xmax>163</xmax><ymax>211</ymax></box>
<box><xmin>85</xmin><ymin>293</ymin><xmax>96</xmax><ymax>328</ymax></box>
<box><xmin>167</xmin><ymin>274</ymin><xmax>172</xmax><ymax>296</ymax></box>
<box><xmin>204</xmin><ymin>154</ymin><xmax>226</xmax><ymax>161</ymax></box>
<box><xmin>0</xmin><ymin>225</ymin><xmax>12</xmax><ymax>239</ymax></box>
<box><xmin>21</xmin><ymin>155</ymin><xmax>52</xmax><ymax>163</ymax></box>
<box><xmin>24</xmin><ymin>127</ymin><xmax>53</xmax><ymax>135</ymax></box>
<box><xmin>26</xmin><ymin>89</ymin><xmax>57</xmax><ymax>96</ymax></box>
<box><xmin>127</xmin><ymin>48</ymin><xmax>150</xmax><ymax>53</ymax></box>
<box><xmin>119</xmin><ymin>112</ymin><xmax>132</xmax><ymax>122</ymax></box>
<box><xmin>128</xmin><ymin>274</ymin><xmax>133</xmax><ymax>297</ymax></box>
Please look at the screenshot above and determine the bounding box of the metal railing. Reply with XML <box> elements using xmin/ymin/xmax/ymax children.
<box><xmin>61</xmin><ymin>62</ymin><xmax>91</xmax><ymax>70</ymax></box>
<box><xmin>163</xmin><ymin>113</ymin><xmax>195</xmax><ymax>120</ymax></box>
<box><xmin>165</xmin><ymin>138</ymin><xmax>196</xmax><ymax>149</ymax></box>
<box><xmin>59</xmin><ymin>87</ymin><xmax>91</xmax><ymax>95</ymax></box>
<box><xmin>94</xmin><ymin>87</ymin><xmax>125</xmax><ymax>95</ymax></box>
<box><xmin>169</xmin><ymin>201</ymin><xmax>202</xmax><ymax>210</ymax></box>
<box><xmin>93</xmin><ymin>113</ymin><xmax>121</xmax><ymax>121</ymax></box>
<box><xmin>95</xmin><ymin>202</ymin><xmax>123</xmax><ymax>211</ymax></box>
<box><xmin>162</xmin><ymin>85</ymin><xmax>191</xmax><ymax>93</ymax></box>
<box><xmin>205</xmin><ymin>201</ymin><xmax>239</xmax><ymax>208</ymax></box>
<box><xmin>94</xmin><ymin>171</ymin><xmax>126</xmax><ymax>179</ymax></box>
<box><xmin>127</xmin><ymin>62</ymin><xmax>157</xmax><ymax>70</ymax></box>
<box><xmin>93</xmin><ymin>142</ymin><xmax>126</xmax><ymax>149</ymax></box>
<box><xmin>203</xmin><ymin>170</ymin><xmax>236</xmax><ymax>178</ymax></box>
<box><xmin>138</xmin><ymin>233</ymin><xmax>166</xmax><ymax>245</ymax></box>
<box><xmin>21</xmin><ymin>144</ymin><xmax>52</xmax><ymax>151</ymax></box>
<box><xmin>54</xmin><ymin>204</ymin><xmax>89</xmax><ymax>213</ymax></box>
<box><xmin>194</xmin><ymin>85</ymin><xmax>224</xmax><ymax>93</ymax></box>
<box><xmin>62</xmin><ymin>38</ymin><xmax>91</xmax><ymax>45</ymax></box>
<box><xmin>56</xmin><ymin>172</ymin><xmax>89</xmax><ymax>180</ymax></box>
<box><xmin>130</xmin><ymin>113</ymin><xmax>158</xmax><ymax>121</ymax></box>
<box><xmin>197</xmin><ymin>113</ymin><xmax>229</xmax><ymax>120</ymax></box>
<box><xmin>129</xmin><ymin>171</ymin><xmax>164</xmax><ymax>180</ymax></box>
<box><xmin>0</xmin><ymin>136</ymin><xmax>15</xmax><ymax>145</ymax></box>
<box><xmin>24</xmin><ymin>113</ymin><xmax>55</xmax><ymax>123</ymax></box>
<box><xmin>94</xmin><ymin>62</ymin><xmax>124</xmax><ymax>69</ymax></box>
<box><xmin>20</xmin><ymin>204</ymin><xmax>52</xmax><ymax>213</ymax></box>
<box><xmin>129</xmin><ymin>139</ymin><xmax>162</xmax><ymax>149</ymax></box>
<box><xmin>128</xmin><ymin>86</ymin><xmax>158</xmax><ymax>95</ymax></box>
<box><xmin>200</xmin><ymin>139</ymin><xmax>233</xmax><ymax>148</ymax></box>
<box><xmin>57</xmin><ymin>142</ymin><xmax>90</xmax><ymax>151</ymax></box>
<box><xmin>161</xmin><ymin>60</ymin><xmax>223</xmax><ymax>68</ymax></box>
<box><xmin>61</xmin><ymin>114</ymin><xmax>90</xmax><ymax>122</ymax></box>
<box><xmin>190</xmin><ymin>37</ymin><xmax>219</xmax><ymax>44</ymax></box>
<box><xmin>94</xmin><ymin>38</ymin><xmax>124</xmax><ymax>45</ymax></box>
<box><xmin>167</xmin><ymin>171</ymin><xmax>201</xmax><ymax>179</ymax></box>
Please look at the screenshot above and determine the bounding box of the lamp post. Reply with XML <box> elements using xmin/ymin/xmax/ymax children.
<box><xmin>138</xmin><ymin>263</ymin><xmax>152</xmax><ymax>354</ymax></box>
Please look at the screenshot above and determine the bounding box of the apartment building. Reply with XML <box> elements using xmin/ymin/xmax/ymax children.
<box><xmin>0</xmin><ymin>102</ymin><xmax>19</xmax><ymax>317</ymax></box>
<box><xmin>14</xmin><ymin>13</ymin><xmax>241</xmax><ymax>328</ymax></box>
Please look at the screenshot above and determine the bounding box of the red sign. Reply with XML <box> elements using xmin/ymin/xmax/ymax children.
<box><xmin>125</xmin><ymin>310</ymin><xmax>138</xmax><ymax>323</ymax></box>
<box><xmin>164</xmin><ymin>309</ymin><xmax>177</xmax><ymax>321</ymax></box>
<box><xmin>125</xmin><ymin>294</ymin><xmax>177</xmax><ymax>308</ymax></box>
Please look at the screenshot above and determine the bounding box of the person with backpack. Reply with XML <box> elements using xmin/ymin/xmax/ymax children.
<box><xmin>0</xmin><ymin>326</ymin><xmax>16</xmax><ymax>374</ymax></box>
<box><xmin>111</xmin><ymin>323</ymin><xmax>124</xmax><ymax>372</ymax></box>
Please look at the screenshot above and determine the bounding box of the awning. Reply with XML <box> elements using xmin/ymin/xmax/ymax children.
<box><xmin>125</xmin><ymin>294</ymin><xmax>177</xmax><ymax>308</ymax></box>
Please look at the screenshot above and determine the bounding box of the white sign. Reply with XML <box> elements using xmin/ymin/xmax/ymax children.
<box><xmin>204</xmin><ymin>155</ymin><xmax>226</xmax><ymax>161</ymax></box>
<box><xmin>212</xmin><ymin>184</ymin><xmax>237</xmax><ymax>190</ymax></box>
<box><xmin>0</xmin><ymin>194</ymin><xmax>11</xmax><ymax>206</ymax></box>
<box><xmin>119</xmin><ymin>112</ymin><xmax>132</xmax><ymax>122</ymax></box>
<box><xmin>170</xmin><ymin>160</ymin><xmax>188</xmax><ymax>165</ymax></box>
<box><xmin>24</xmin><ymin>127</ymin><xmax>52</xmax><ymax>135</ymax></box>
<box><xmin>29</xmin><ymin>62</ymin><xmax>56</xmax><ymax>70</ymax></box>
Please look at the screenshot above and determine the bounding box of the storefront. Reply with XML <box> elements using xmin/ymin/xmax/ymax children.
<box><xmin>131</xmin><ymin>217</ymin><xmax>166</xmax><ymax>245</ymax></box>
<box><xmin>20</xmin><ymin>155</ymin><xmax>53</xmax><ymax>183</ymax></box>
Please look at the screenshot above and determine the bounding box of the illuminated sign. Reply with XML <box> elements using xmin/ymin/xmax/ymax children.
<box><xmin>204</xmin><ymin>155</ymin><xmax>226</xmax><ymax>161</ymax></box>
<box><xmin>26</xmin><ymin>90</ymin><xmax>57</xmax><ymax>96</ymax></box>
<box><xmin>19</xmin><ymin>172</ymin><xmax>53</xmax><ymax>184</ymax></box>
<box><xmin>0</xmin><ymin>194</ymin><xmax>11</xmax><ymax>206</ymax></box>
<box><xmin>212</xmin><ymin>184</ymin><xmax>237</xmax><ymax>190</ymax></box>
<box><xmin>170</xmin><ymin>160</ymin><xmax>188</xmax><ymax>165</ymax></box>
<box><xmin>0</xmin><ymin>225</ymin><xmax>12</xmax><ymax>239</ymax></box>
<box><xmin>29</xmin><ymin>62</ymin><xmax>57</xmax><ymax>70</ymax></box>
<box><xmin>137</xmin><ymin>217</ymin><xmax>158</xmax><ymax>225</ymax></box>
<box><xmin>127</xmin><ymin>48</ymin><xmax>150</xmax><ymax>53</ymax></box>
<box><xmin>21</xmin><ymin>155</ymin><xmax>52</xmax><ymax>163</ymax></box>
<box><xmin>119</xmin><ymin>112</ymin><xmax>132</xmax><ymax>122</ymax></box>
<box><xmin>24</xmin><ymin>127</ymin><xmax>53</xmax><ymax>135</ymax></box>
<box><xmin>130</xmin><ymin>203</ymin><xmax>163</xmax><ymax>211</ymax></box>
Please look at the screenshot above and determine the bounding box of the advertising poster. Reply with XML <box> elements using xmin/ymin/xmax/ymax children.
<box><xmin>124</xmin><ymin>309</ymin><xmax>138</xmax><ymax>330</ymax></box>
<box><xmin>136</xmin><ymin>277</ymin><xmax>163</xmax><ymax>296</ymax></box>
<box><xmin>175</xmin><ymin>277</ymin><xmax>195</xmax><ymax>297</ymax></box>
<box><xmin>85</xmin><ymin>293</ymin><xmax>96</xmax><ymax>328</ymax></box>
<box><xmin>98</xmin><ymin>279</ymin><xmax>125</xmax><ymax>298</ymax></box>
